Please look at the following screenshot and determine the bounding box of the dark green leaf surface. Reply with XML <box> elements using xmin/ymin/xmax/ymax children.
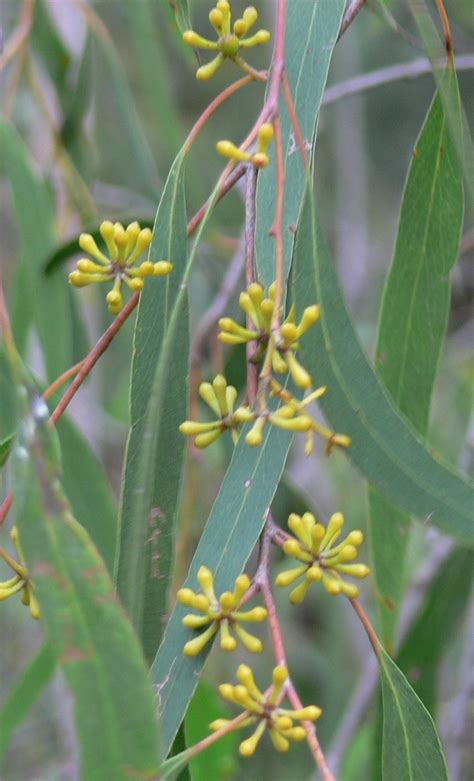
<box><xmin>11</xmin><ymin>382</ymin><xmax>161</xmax><ymax>781</ymax></box>
<box><xmin>292</xmin><ymin>185</ymin><xmax>473</xmax><ymax>544</ymax></box>
<box><xmin>116</xmin><ymin>153</ymin><xmax>189</xmax><ymax>664</ymax></box>
<box><xmin>0</xmin><ymin>646</ymin><xmax>56</xmax><ymax>762</ymax></box>
<box><xmin>370</xmin><ymin>79</ymin><xmax>464</xmax><ymax>646</ymax></box>
<box><xmin>396</xmin><ymin>547</ymin><xmax>473</xmax><ymax>713</ymax></box>
<box><xmin>379</xmin><ymin>647</ymin><xmax>448</xmax><ymax>780</ymax></box>
<box><xmin>255</xmin><ymin>0</ymin><xmax>346</xmax><ymax>285</ymax></box>
<box><xmin>1</xmin><ymin>121</ymin><xmax>73</xmax><ymax>381</ymax></box>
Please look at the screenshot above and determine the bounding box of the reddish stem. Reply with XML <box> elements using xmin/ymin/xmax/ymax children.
<box><xmin>43</xmin><ymin>361</ymin><xmax>83</xmax><ymax>400</ymax></box>
<box><xmin>350</xmin><ymin>598</ymin><xmax>380</xmax><ymax>657</ymax></box>
<box><xmin>282</xmin><ymin>71</ymin><xmax>309</xmax><ymax>167</ymax></box>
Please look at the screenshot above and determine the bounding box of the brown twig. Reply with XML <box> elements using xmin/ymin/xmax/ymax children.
<box><xmin>338</xmin><ymin>0</ymin><xmax>366</xmax><ymax>40</ymax></box>
<box><xmin>435</xmin><ymin>0</ymin><xmax>453</xmax><ymax>60</ymax></box>
<box><xmin>282</xmin><ymin>72</ymin><xmax>309</xmax><ymax>167</ymax></box>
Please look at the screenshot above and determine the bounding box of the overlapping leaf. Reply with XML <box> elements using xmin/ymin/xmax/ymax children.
<box><xmin>115</xmin><ymin>152</ymin><xmax>188</xmax><ymax>664</ymax></box>
<box><xmin>292</xmin><ymin>184</ymin><xmax>473</xmax><ymax>544</ymax></box>
<box><xmin>151</xmin><ymin>422</ymin><xmax>293</xmax><ymax>756</ymax></box>
<box><xmin>255</xmin><ymin>0</ymin><xmax>346</xmax><ymax>285</ymax></box>
<box><xmin>11</xmin><ymin>375</ymin><xmax>161</xmax><ymax>781</ymax></box>
<box><xmin>0</xmin><ymin>121</ymin><xmax>73</xmax><ymax>381</ymax></box>
<box><xmin>370</xmin><ymin>75</ymin><xmax>464</xmax><ymax>646</ymax></box>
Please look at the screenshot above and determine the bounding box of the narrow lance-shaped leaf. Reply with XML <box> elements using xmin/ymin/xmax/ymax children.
<box><xmin>292</xmin><ymin>183</ymin><xmax>473</xmax><ymax>544</ymax></box>
<box><xmin>370</xmin><ymin>74</ymin><xmax>464</xmax><ymax>646</ymax></box>
<box><xmin>255</xmin><ymin>0</ymin><xmax>346</xmax><ymax>285</ymax></box>
<box><xmin>0</xmin><ymin>120</ymin><xmax>73</xmax><ymax>381</ymax></box>
<box><xmin>0</xmin><ymin>646</ymin><xmax>56</xmax><ymax>762</ymax></box>
<box><xmin>379</xmin><ymin>646</ymin><xmax>448</xmax><ymax>780</ymax></box>
<box><xmin>151</xmin><ymin>422</ymin><xmax>293</xmax><ymax>757</ymax></box>
<box><xmin>11</xmin><ymin>376</ymin><xmax>160</xmax><ymax>781</ymax></box>
<box><xmin>115</xmin><ymin>152</ymin><xmax>188</xmax><ymax>664</ymax></box>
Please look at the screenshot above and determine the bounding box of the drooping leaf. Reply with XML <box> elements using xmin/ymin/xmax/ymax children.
<box><xmin>292</xmin><ymin>183</ymin><xmax>473</xmax><ymax>544</ymax></box>
<box><xmin>396</xmin><ymin>547</ymin><xmax>474</xmax><ymax>713</ymax></box>
<box><xmin>379</xmin><ymin>647</ymin><xmax>448</xmax><ymax>780</ymax></box>
<box><xmin>89</xmin><ymin>27</ymin><xmax>160</xmax><ymax>200</ymax></box>
<box><xmin>0</xmin><ymin>120</ymin><xmax>73</xmax><ymax>381</ymax></box>
<box><xmin>369</xmin><ymin>76</ymin><xmax>464</xmax><ymax>646</ymax></box>
<box><xmin>11</xmin><ymin>374</ymin><xmax>161</xmax><ymax>781</ymax></box>
<box><xmin>56</xmin><ymin>416</ymin><xmax>117</xmax><ymax>574</ymax></box>
<box><xmin>124</xmin><ymin>0</ymin><xmax>184</xmax><ymax>168</ymax></box>
<box><xmin>0</xmin><ymin>645</ymin><xmax>56</xmax><ymax>762</ymax></box>
<box><xmin>150</xmin><ymin>421</ymin><xmax>293</xmax><ymax>756</ymax></box>
<box><xmin>255</xmin><ymin>0</ymin><xmax>346</xmax><ymax>285</ymax></box>
<box><xmin>115</xmin><ymin>152</ymin><xmax>189</xmax><ymax>664</ymax></box>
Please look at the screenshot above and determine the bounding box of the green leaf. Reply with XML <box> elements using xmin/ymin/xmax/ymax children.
<box><xmin>255</xmin><ymin>0</ymin><xmax>346</xmax><ymax>285</ymax></box>
<box><xmin>11</xmin><ymin>379</ymin><xmax>161</xmax><ymax>781</ymax></box>
<box><xmin>186</xmin><ymin>682</ymin><xmax>239</xmax><ymax>781</ymax></box>
<box><xmin>115</xmin><ymin>153</ymin><xmax>189</xmax><ymax>664</ymax></box>
<box><xmin>56</xmin><ymin>416</ymin><xmax>117</xmax><ymax>574</ymax></box>
<box><xmin>396</xmin><ymin>547</ymin><xmax>474</xmax><ymax>713</ymax></box>
<box><xmin>150</xmin><ymin>421</ymin><xmax>293</xmax><ymax>757</ymax></box>
<box><xmin>0</xmin><ymin>645</ymin><xmax>56</xmax><ymax>762</ymax></box>
<box><xmin>379</xmin><ymin>647</ymin><xmax>448</xmax><ymax>780</ymax></box>
<box><xmin>1</xmin><ymin>120</ymin><xmax>73</xmax><ymax>381</ymax></box>
<box><xmin>31</xmin><ymin>0</ymin><xmax>72</xmax><ymax>106</ymax></box>
<box><xmin>90</xmin><ymin>29</ymin><xmax>160</xmax><ymax>200</ymax></box>
<box><xmin>369</xmin><ymin>77</ymin><xmax>464</xmax><ymax>646</ymax></box>
<box><xmin>0</xmin><ymin>434</ymin><xmax>14</xmax><ymax>468</ymax></box>
<box><xmin>124</xmin><ymin>0</ymin><xmax>184</xmax><ymax>168</ymax></box>
<box><xmin>292</xmin><ymin>183</ymin><xmax>473</xmax><ymax>544</ymax></box>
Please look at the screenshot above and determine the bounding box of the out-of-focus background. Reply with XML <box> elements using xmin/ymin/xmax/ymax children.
<box><xmin>0</xmin><ymin>1</ymin><xmax>472</xmax><ymax>779</ymax></box>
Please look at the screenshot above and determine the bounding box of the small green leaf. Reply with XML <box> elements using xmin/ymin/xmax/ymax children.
<box><xmin>379</xmin><ymin>647</ymin><xmax>448</xmax><ymax>780</ymax></box>
<box><xmin>370</xmin><ymin>75</ymin><xmax>464</xmax><ymax>646</ymax></box>
<box><xmin>0</xmin><ymin>645</ymin><xmax>56</xmax><ymax>762</ymax></box>
<box><xmin>115</xmin><ymin>152</ymin><xmax>188</xmax><ymax>664</ymax></box>
<box><xmin>292</xmin><ymin>183</ymin><xmax>473</xmax><ymax>544</ymax></box>
<box><xmin>11</xmin><ymin>377</ymin><xmax>160</xmax><ymax>781</ymax></box>
<box><xmin>255</xmin><ymin>0</ymin><xmax>346</xmax><ymax>285</ymax></box>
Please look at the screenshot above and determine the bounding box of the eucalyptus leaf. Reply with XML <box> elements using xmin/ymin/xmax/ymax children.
<box><xmin>292</xmin><ymin>183</ymin><xmax>473</xmax><ymax>544</ymax></box>
<box><xmin>0</xmin><ymin>646</ymin><xmax>56</xmax><ymax>762</ymax></box>
<box><xmin>379</xmin><ymin>647</ymin><xmax>448</xmax><ymax>780</ymax></box>
<box><xmin>115</xmin><ymin>152</ymin><xmax>188</xmax><ymax>664</ymax></box>
<box><xmin>11</xmin><ymin>376</ymin><xmax>161</xmax><ymax>781</ymax></box>
<box><xmin>370</xmin><ymin>75</ymin><xmax>464</xmax><ymax>646</ymax></box>
<box><xmin>255</xmin><ymin>0</ymin><xmax>346</xmax><ymax>285</ymax></box>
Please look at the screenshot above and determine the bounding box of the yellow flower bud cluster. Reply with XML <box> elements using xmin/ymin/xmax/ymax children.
<box><xmin>210</xmin><ymin>664</ymin><xmax>321</xmax><ymax>756</ymax></box>
<box><xmin>68</xmin><ymin>221</ymin><xmax>172</xmax><ymax>314</ymax></box>
<box><xmin>183</xmin><ymin>2</ymin><xmax>270</xmax><ymax>80</ymax></box>
<box><xmin>177</xmin><ymin>566</ymin><xmax>267</xmax><ymax>656</ymax></box>
<box><xmin>0</xmin><ymin>527</ymin><xmax>41</xmax><ymax>620</ymax></box>
<box><xmin>179</xmin><ymin>374</ymin><xmax>254</xmax><ymax>448</ymax></box>
<box><xmin>217</xmin><ymin>123</ymin><xmax>274</xmax><ymax>169</ymax></box>
<box><xmin>219</xmin><ymin>282</ymin><xmax>320</xmax><ymax>387</ymax></box>
<box><xmin>276</xmin><ymin>512</ymin><xmax>370</xmax><ymax>603</ymax></box>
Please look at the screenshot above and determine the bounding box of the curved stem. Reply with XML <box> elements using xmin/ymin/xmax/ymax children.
<box><xmin>350</xmin><ymin>598</ymin><xmax>380</xmax><ymax>657</ymax></box>
<box><xmin>43</xmin><ymin>361</ymin><xmax>84</xmax><ymax>400</ymax></box>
